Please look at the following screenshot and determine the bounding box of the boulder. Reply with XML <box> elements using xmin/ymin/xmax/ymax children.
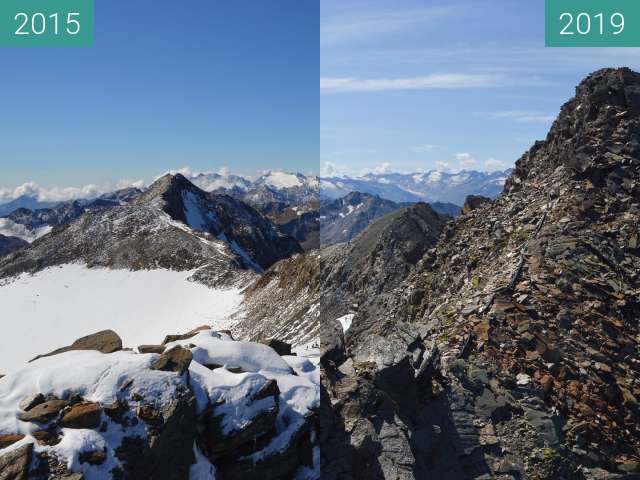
<box><xmin>115</xmin><ymin>392</ymin><xmax>197</xmax><ymax>480</ymax></box>
<box><xmin>59</xmin><ymin>402</ymin><xmax>102</xmax><ymax>429</ymax></box>
<box><xmin>0</xmin><ymin>442</ymin><xmax>32</xmax><ymax>480</ymax></box>
<box><xmin>151</xmin><ymin>346</ymin><xmax>193</xmax><ymax>374</ymax></box>
<box><xmin>18</xmin><ymin>399</ymin><xmax>70</xmax><ymax>424</ymax></box>
<box><xmin>30</xmin><ymin>330</ymin><xmax>122</xmax><ymax>362</ymax></box>
<box><xmin>207</xmin><ymin>402</ymin><xmax>279</xmax><ymax>459</ymax></box>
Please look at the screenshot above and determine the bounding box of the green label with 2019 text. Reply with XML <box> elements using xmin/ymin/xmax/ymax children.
<box><xmin>546</xmin><ymin>0</ymin><xmax>640</xmax><ymax>47</ymax></box>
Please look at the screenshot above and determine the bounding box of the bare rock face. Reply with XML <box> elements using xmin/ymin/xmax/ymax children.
<box><xmin>115</xmin><ymin>391</ymin><xmax>197</xmax><ymax>480</ymax></box>
<box><xmin>0</xmin><ymin>442</ymin><xmax>32</xmax><ymax>480</ymax></box>
<box><xmin>30</xmin><ymin>330</ymin><xmax>122</xmax><ymax>362</ymax></box>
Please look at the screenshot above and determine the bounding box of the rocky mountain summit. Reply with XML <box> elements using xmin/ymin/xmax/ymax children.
<box><xmin>134</xmin><ymin>174</ymin><xmax>302</xmax><ymax>271</ymax></box>
<box><xmin>321</xmin><ymin>202</ymin><xmax>449</xmax><ymax>328</ymax></box>
<box><xmin>320</xmin><ymin>192</ymin><xmax>459</xmax><ymax>246</ymax></box>
<box><xmin>0</xmin><ymin>327</ymin><xmax>319</xmax><ymax>480</ymax></box>
<box><xmin>0</xmin><ymin>174</ymin><xmax>300</xmax><ymax>285</ymax></box>
<box><xmin>321</xmin><ymin>68</ymin><xmax>640</xmax><ymax>479</ymax></box>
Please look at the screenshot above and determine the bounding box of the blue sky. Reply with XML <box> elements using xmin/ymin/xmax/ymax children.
<box><xmin>0</xmin><ymin>0</ymin><xmax>318</xmax><ymax>199</ymax></box>
<box><xmin>321</xmin><ymin>0</ymin><xmax>640</xmax><ymax>176</ymax></box>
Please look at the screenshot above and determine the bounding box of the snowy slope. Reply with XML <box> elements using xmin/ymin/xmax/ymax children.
<box><xmin>0</xmin><ymin>265</ymin><xmax>243</xmax><ymax>373</ymax></box>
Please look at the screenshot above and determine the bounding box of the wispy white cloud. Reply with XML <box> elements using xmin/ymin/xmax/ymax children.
<box><xmin>321</xmin><ymin>6</ymin><xmax>455</xmax><ymax>46</ymax></box>
<box><xmin>486</xmin><ymin>110</ymin><xmax>555</xmax><ymax>124</ymax></box>
<box><xmin>321</xmin><ymin>73</ymin><xmax>548</xmax><ymax>93</ymax></box>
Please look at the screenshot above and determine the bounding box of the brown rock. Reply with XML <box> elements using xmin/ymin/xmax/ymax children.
<box><xmin>137</xmin><ymin>345</ymin><xmax>165</xmax><ymax>354</ymax></box>
<box><xmin>30</xmin><ymin>330</ymin><xmax>122</xmax><ymax>362</ymax></box>
<box><xmin>567</xmin><ymin>380</ymin><xmax>582</xmax><ymax>398</ymax></box>
<box><xmin>474</xmin><ymin>320</ymin><xmax>491</xmax><ymax>344</ymax></box>
<box><xmin>18</xmin><ymin>399</ymin><xmax>70</xmax><ymax>424</ymax></box>
<box><xmin>540</xmin><ymin>374</ymin><xmax>554</xmax><ymax>394</ymax></box>
<box><xmin>59</xmin><ymin>402</ymin><xmax>102</xmax><ymax>429</ymax></box>
<box><xmin>0</xmin><ymin>434</ymin><xmax>25</xmax><ymax>449</ymax></box>
<box><xmin>621</xmin><ymin>387</ymin><xmax>638</xmax><ymax>407</ymax></box>
<box><xmin>18</xmin><ymin>394</ymin><xmax>45</xmax><ymax>412</ymax></box>
<box><xmin>576</xmin><ymin>402</ymin><xmax>596</xmax><ymax>418</ymax></box>
<box><xmin>0</xmin><ymin>442</ymin><xmax>32</xmax><ymax>480</ymax></box>
<box><xmin>151</xmin><ymin>346</ymin><xmax>193</xmax><ymax>374</ymax></box>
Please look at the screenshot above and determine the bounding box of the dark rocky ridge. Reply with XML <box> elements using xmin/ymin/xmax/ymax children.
<box><xmin>320</xmin><ymin>192</ymin><xmax>458</xmax><ymax>246</ymax></box>
<box><xmin>0</xmin><ymin>234</ymin><xmax>27</xmax><ymax>257</ymax></box>
<box><xmin>321</xmin><ymin>68</ymin><xmax>640</xmax><ymax>479</ymax></box>
<box><xmin>321</xmin><ymin>202</ymin><xmax>449</xmax><ymax>335</ymax></box>
<box><xmin>135</xmin><ymin>174</ymin><xmax>302</xmax><ymax>270</ymax></box>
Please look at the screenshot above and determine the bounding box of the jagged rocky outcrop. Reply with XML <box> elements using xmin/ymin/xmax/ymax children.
<box><xmin>321</xmin><ymin>202</ymin><xmax>449</xmax><ymax>325</ymax></box>
<box><xmin>322</xmin><ymin>68</ymin><xmax>640</xmax><ymax>479</ymax></box>
<box><xmin>232</xmin><ymin>252</ymin><xmax>320</xmax><ymax>348</ymax></box>
<box><xmin>0</xmin><ymin>327</ymin><xmax>319</xmax><ymax>480</ymax></box>
<box><xmin>135</xmin><ymin>174</ymin><xmax>302</xmax><ymax>270</ymax></box>
<box><xmin>320</xmin><ymin>192</ymin><xmax>458</xmax><ymax>246</ymax></box>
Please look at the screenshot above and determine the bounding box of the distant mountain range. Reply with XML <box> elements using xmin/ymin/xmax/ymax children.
<box><xmin>320</xmin><ymin>169</ymin><xmax>511</xmax><ymax>205</ymax></box>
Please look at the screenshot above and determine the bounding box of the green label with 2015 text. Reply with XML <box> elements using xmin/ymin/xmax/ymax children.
<box><xmin>0</xmin><ymin>0</ymin><xmax>93</xmax><ymax>47</ymax></box>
